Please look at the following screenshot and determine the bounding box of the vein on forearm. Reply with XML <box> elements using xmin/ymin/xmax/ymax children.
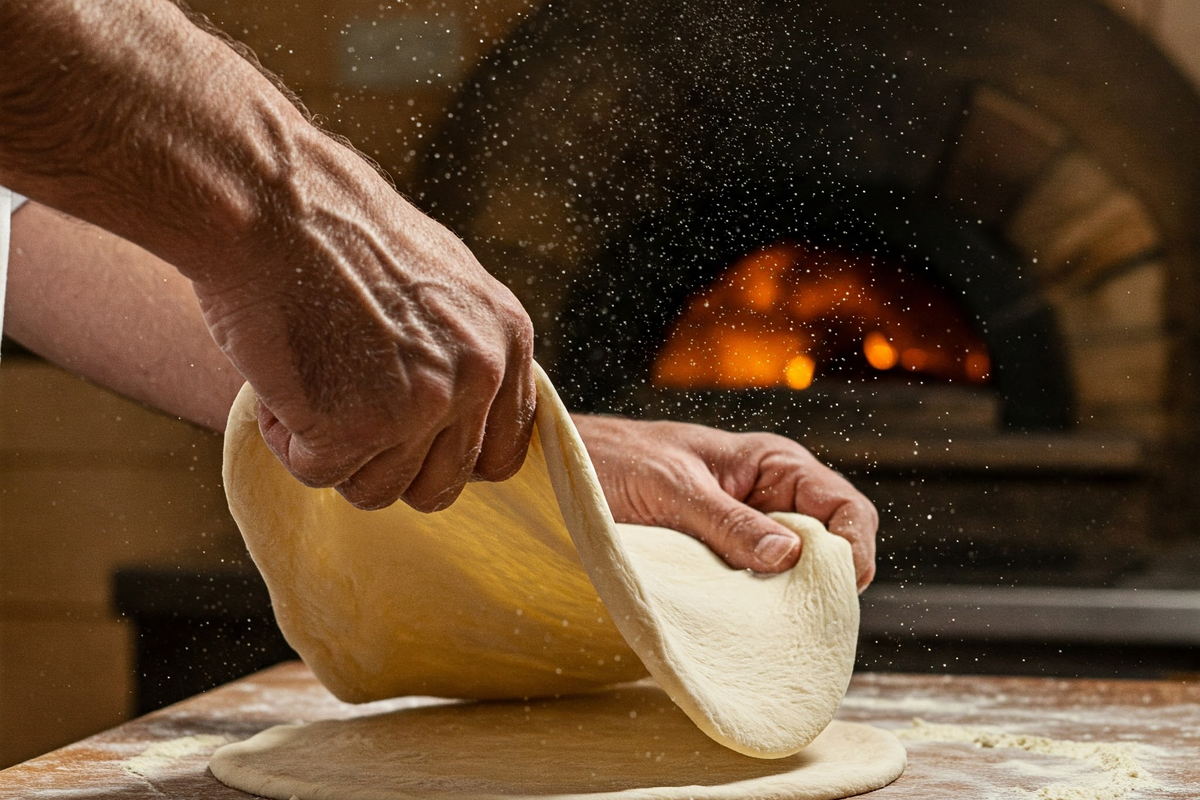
<box><xmin>0</xmin><ymin>0</ymin><xmax>399</xmax><ymax>295</ymax></box>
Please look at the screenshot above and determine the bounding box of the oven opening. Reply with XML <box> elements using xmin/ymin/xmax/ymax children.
<box><xmin>652</xmin><ymin>240</ymin><xmax>991</xmax><ymax>393</ymax></box>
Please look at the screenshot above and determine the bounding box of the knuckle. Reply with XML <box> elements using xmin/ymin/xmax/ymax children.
<box><xmin>292</xmin><ymin>468</ymin><xmax>332</xmax><ymax>489</ymax></box>
<box><xmin>747</xmin><ymin>431</ymin><xmax>802</xmax><ymax>455</ymax></box>
<box><xmin>850</xmin><ymin>495</ymin><xmax>881</xmax><ymax>528</ymax></box>
<box><xmin>410</xmin><ymin>370</ymin><xmax>455</xmax><ymax>412</ymax></box>
<box><xmin>335</xmin><ymin>448</ymin><xmax>422</xmax><ymax>510</ymax></box>
<box><xmin>462</xmin><ymin>345</ymin><xmax>506</xmax><ymax>391</ymax></box>
<box><xmin>289</xmin><ymin>446</ymin><xmax>354</xmax><ymax>488</ymax></box>
<box><xmin>513</xmin><ymin>316</ymin><xmax>535</xmax><ymax>356</ymax></box>
<box><xmin>476</xmin><ymin>442</ymin><xmax>526</xmax><ymax>481</ymax></box>
<box><xmin>746</xmin><ymin>431</ymin><xmax>785</xmax><ymax>448</ymax></box>
<box><xmin>718</xmin><ymin>506</ymin><xmax>760</xmax><ymax>542</ymax></box>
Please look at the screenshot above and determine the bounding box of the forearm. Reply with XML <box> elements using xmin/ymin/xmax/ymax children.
<box><xmin>0</xmin><ymin>0</ymin><xmax>539</xmax><ymax>511</ymax></box>
<box><xmin>0</xmin><ymin>0</ymin><xmax>331</xmax><ymax>287</ymax></box>
<box><xmin>7</xmin><ymin>202</ymin><xmax>243</xmax><ymax>431</ymax></box>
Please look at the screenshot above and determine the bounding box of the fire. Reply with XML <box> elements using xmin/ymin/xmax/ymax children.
<box><xmin>652</xmin><ymin>242</ymin><xmax>991</xmax><ymax>391</ymax></box>
<box><xmin>863</xmin><ymin>331</ymin><xmax>898</xmax><ymax>370</ymax></box>
<box><xmin>785</xmin><ymin>355</ymin><xmax>816</xmax><ymax>390</ymax></box>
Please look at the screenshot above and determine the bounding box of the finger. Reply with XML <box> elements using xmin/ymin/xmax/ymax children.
<box><xmin>400</xmin><ymin>418</ymin><xmax>489</xmax><ymax>512</ymax></box>
<box><xmin>756</xmin><ymin>468</ymin><xmax>878</xmax><ymax>592</ymax></box>
<box><xmin>474</xmin><ymin>352</ymin><xmax>536</xmax><ymax>482</ymax></box>
<box><xmin>333</xmin><ymin>382</ymin><xmax>454</xmax><ymax>510</ymax></box>
<box><xmin>257</xmin><ymin>402</ymin><xmax>292</xmax><ymax>469</ymax></box>
<box><xmin>742</xmin><ymin>449</ymin><xmax>841</xmax><ymax>515</ymax></box>
<box><xmin>258</xmin><ymin>401</ymin><xmax>370</xmax><ymax>488</ymax></box>
<box><xmin>672</xmin><ymin>474</ymin><xmax>803</xmax><ymax>573</ymax></box>
<box><xmin>828</xmin><ymin>498</ymin><xmax>879</xmax><ymax>593</ymax></box>
<box><xmin>787</xmin><ymin>475</ymin><xmax>877</xmax><ymax>592</ymax></box>
<box><xmin>741</xmin><ymin>447</ymin><xmax>878</xmax><ymax>590</ymax></box>
<box><xmin>335</xmin><ymin>437</ymin><xmax>433</xmax><ymax>511</ymax></box>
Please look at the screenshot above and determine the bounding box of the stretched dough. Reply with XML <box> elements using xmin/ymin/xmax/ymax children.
<box><xmin>222</xmin><ymin>364</ymin><xmax>859</xmax><ymax>757</ymax></box>
<box><xmin>210</xmin><ymin>684</ymin><xmax>906</xmax><ymax>800</ymax></box>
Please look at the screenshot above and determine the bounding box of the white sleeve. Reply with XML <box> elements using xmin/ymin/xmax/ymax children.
<box><xmin>0</xmin><ymin>186</ymin><xmax>11</xmax><ymax>359</ymax></box>
<box><xmin>11</xmin><ymin>191</ymin><xmax>26</xmax><ymax>213</ymax></box>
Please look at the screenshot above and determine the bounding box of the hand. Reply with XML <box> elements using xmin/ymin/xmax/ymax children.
<box><xmin>194</xmin><ymin>133</ymin><xmax>536</xmax><ymax>512</ymax></box>
<box><xmin>573</xmin><ymin>416</ymin><xmax>877</xmax><ymax>592</ymax></box>
<box><xmin>0</xmin><ymin>1</ymin><xmax>536</xmax><ymax>513</ymax></box>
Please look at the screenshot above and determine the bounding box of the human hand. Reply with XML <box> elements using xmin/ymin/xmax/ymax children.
<box><xmin>193</xmin><ymin>133</ymin><xmax>536</xmax><ymax>512</ymax></box>
<box><xmin>0</xmin><ymin>0</ymin><xmax>535</xmax><ymax>513</ymax></box>
<box><xmin>572</xmin><ymin>416</ymin><xmax>877</xmax><ymax>591</ymax></box>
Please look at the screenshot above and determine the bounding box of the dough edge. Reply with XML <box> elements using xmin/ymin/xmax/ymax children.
<box><xmin>210</xmin><ymin>715</ymin><xmax>907</xmax><ymax>800</ymax></box>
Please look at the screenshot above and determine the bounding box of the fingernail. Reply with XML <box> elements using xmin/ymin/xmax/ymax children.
<box><xmin>754</xmin><ymin>533</ymin><xmax>799</xmax><ymax>567</ymax></box>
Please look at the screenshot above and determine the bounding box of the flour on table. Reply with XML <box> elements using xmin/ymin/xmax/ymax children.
<box><xmin>897</xmin><ymin>718</ymin><xmax>1160</xmax><ymax>799</ymax></box>
<box><xmin>122</xmin><ymin>734</ymin><xmax>234</xmax><ymax>778</ymax></box>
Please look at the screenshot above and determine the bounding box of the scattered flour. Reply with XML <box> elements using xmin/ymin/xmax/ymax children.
<box><xmin>122</xmin><ymin>734</ymin><xmax>236</xmax><ymax>779</ymax></box>
<box><xmin>896</xmin><ymin>718</ymin><xmax>1161</xmax><ymax>800</ymax></box>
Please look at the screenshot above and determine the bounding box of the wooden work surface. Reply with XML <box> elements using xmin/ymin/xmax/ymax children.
<box><xmin>1</xmin><ymin>661</ymin><xmax>1198</xmax><ymax>798</ymax></box>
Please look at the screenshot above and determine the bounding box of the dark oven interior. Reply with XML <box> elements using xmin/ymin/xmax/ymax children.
<box><xmin>416</xmin><ymin>0</ymin><xmax>1200</xmax><ymax>592</ymax></box>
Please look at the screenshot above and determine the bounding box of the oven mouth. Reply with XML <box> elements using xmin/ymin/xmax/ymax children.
<box><xmin>415</xmin><ymin>0</ymin><xmax>1200</xmax><ymax>582</ymax></box>
<box><xmin>649</xmin><ymin>239</ymin><xmax>994</xmax><ymax>391</ymax></box>
<box><xmin>557</xmin><ymin>183</ymin><xmax>1073</xmax><ymax>432</ymax></box>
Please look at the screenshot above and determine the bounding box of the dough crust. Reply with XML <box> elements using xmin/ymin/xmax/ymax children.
<box><xmin>223</xmin><ymin>365</ymin><xmax>859</xmax><ymax>757</ymax></box>
<box><xmin>210</xmin><ymin>684</ymin><xmax>906</xmax><ymax>800</ymax></box>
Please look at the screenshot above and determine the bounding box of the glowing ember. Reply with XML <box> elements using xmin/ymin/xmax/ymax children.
<box><xmin>652</xmin><ymin>241</ymin><xmax>991</xmax><ymax>391</ymax></box>
<box><xmin>785</xmin><ymin>355</ymin><xmax>816</xmax><ymax>390</ymax></box>
<box><xmin>863</xmin><ymin>332</ymin><xmax>899</xmax><ymax>371</ymax></box>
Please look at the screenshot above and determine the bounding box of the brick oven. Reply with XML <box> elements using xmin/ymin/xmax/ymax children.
<box><xmin>108</xmin><ymin>0</ymin><xmax>1200</xmax><ymax>702</ymax></box>
<box><xmin>414</xmin><ymin>0</ymin><xmax>1200</xmax><ymax>672</ymax></box>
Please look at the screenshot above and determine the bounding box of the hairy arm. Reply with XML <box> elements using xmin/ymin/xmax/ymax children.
<box><xmin>0</xmin><ymin>0</ymin><xmax>289</xmax><ymax>271</ymax></box>
<box><xmin>0</xmin><ymin>0</ymin><xmax>536</xmax><ymax>512</ymax></box>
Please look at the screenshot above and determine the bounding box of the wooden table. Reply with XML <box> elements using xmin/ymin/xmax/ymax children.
<box><xmin>2</xmin><ymin>662</ymin><xmax>1197</xmax><ymax>798</ymax></box>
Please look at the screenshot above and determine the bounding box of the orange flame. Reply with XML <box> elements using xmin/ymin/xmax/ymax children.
<box><xmin>863</xmin><ymin>332</ymin><xmax>898</xmax><ymax>370</ymax></box>
<box><xmin>652</xmin><ymin>242</ymin><xmax>990</xmax><ymax>390</ymax></box>
<box><xmin>785</xmin><ymin>355</ymin><xmax>816</xmax><ymax>390</ymax></box>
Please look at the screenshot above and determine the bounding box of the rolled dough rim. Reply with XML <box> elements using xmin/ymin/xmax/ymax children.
<box><xmin>530</xmin><ymin>371</ymin><xmax>724</xmax><ymax>746</ymax></box>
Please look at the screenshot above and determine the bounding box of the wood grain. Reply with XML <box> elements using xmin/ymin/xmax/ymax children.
<box><xmin>0</xmin><ymin>662</ymin><xmax>1197</xmax><ymax>798</ymax></box>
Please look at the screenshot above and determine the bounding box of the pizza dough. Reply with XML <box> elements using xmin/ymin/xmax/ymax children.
<box><xmin>222</xmin><ymin>364</ymin><xmax>859</xmax><ymax>757</ymax></box>
<box><xmin>209</xmin><ymin>684</ymin><xmax>906</xmax><ymax>800</ymax></box>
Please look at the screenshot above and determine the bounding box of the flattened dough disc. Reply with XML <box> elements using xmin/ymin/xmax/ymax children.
<box><xmin>223</xmin><ymin>364</ymin><xmax>859</xmax><ymax>757</ymax></box>
<box><xmin>210</xmin><ymin>684</ymin><xmax>905</xmax><ymax>800</ymax></box>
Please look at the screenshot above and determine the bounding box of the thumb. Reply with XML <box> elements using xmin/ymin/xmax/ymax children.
<box><xmin>257</xmin><ymin>401</ymin><xmax>295</xmax><ymax>473</ymax></box>
<box><xmin>674</xmin><ymin>477</ymin><xmax>802</xmax><ymax>573</ymax></box>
